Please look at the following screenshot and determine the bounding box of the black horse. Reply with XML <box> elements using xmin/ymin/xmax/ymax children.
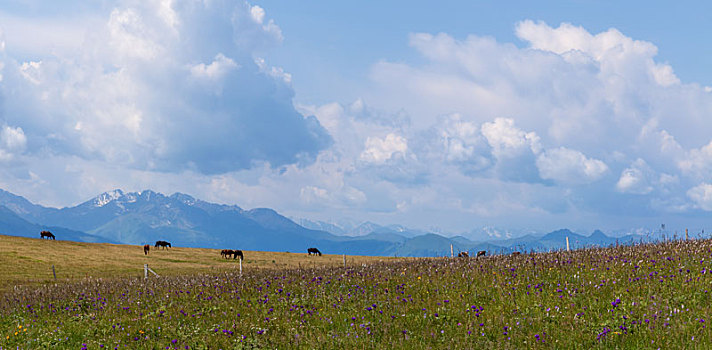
<box><xmin>40</xmin><ymin>230</ymin><xmax>55</xmax><ymax>240</ymax></box>
<box><xmin>476</xmin><ymin>250</ymin><xmax>486</xmax><ymax>258</ymax></box>
<box><xmin>220</xmin><ymin>249</ymin><xmax>244</xmax><ymax>260</ymax></box>
<box><xmin>307</xmin><ymin>247</ymin><xmax>322</xmax><ymax>256</ymax></box>
<box><xmin>155</xmin><ymin>240</ymin><xmax>171</xmax><ymax>249</ymax></box>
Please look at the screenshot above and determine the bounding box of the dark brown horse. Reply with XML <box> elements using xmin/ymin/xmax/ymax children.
<box><xmin>476</xmin><ymin>250</ymin><xmax>486</xmax><ymax>258</ymax></box>
<box><xmin>457</xmin><ymin>251</ymin><xmax>469</xmax><ymax>258</ymax></box>
<box><xmin>143</xmin><ymin>244</ymin><xmax>150</xmax><ymax>255</ymax></box>
<box><xmin>40</xmin><ymin>230</ymin><xmax>55</xmax><ymax>240</ymax></box>
<box><xmin>221</xmin><ymin>249</ymin><xmax>243</xmax><ymax>260</ymax></box>
<box><xmin>511</xmin><ymin>251</ymin><xmax>521</xmax><ymax>256</ymax></box>
<box><xmin>155</xmin><ymin>240</ymin><xmax>171</xmax><ymax>249</ymax></box>
<box><xmin>307</xmin><ymin>247</ymin><xmax>322</xmax><ymax>256</ymax></box>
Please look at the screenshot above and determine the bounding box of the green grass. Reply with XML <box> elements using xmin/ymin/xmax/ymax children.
<box><xmin>2</xmin><ymin>236</ymin><xmax>712</xmax><ymax>349</ymax></box>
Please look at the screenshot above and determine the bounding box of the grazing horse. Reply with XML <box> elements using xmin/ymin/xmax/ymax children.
<box><xmin>143</xmin><ymin>244</ymin><xmax>150</xmax><ymax>255</ymax></box>
<box><xmin>40</xmin><ymin>230</ymin><xmax>55</xmax><ymax>240</ymax></box>
<box><xmin>511</xmin><ymin>251</ymin><xmax>521</xmax><ymax>256</ymax></box>
<box><xmin>476</xmin><ymin>250</ymin><xmax>486</xmax><ymax>258</ymax></box>
<box><xmin>221</xmin><ymin>249</ymin><xmax>244</xmax><ymax>260</ymax></box>
<box><xmin>457</xmin><ymin>251</ymin><xmax>469</xmax><ymax>258</ymax></box>
<box><xmin>307</xmin><ymin>247</ymin><xmax>322</xmax><ymax>256</ymax></box>
<box><xmin>155</xmin><ymin>240</ymin><xmax>171</xmax><ymax>249</ymax></box>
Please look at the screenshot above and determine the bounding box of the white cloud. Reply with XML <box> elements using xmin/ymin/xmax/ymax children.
<box><xmin>481</xmin><ymin>118</ymin><xmax>541</xmax><ymax>157</ymax></box>
<box><xmin>515</xmin><ymin>20</ymin><xmax>680</xmax><ymax>87</ymax></box>
<box><xmin>190</xmin><ymin>53</ymin><xmax>239</xmax><ymax>80</ymax></box>
<box><xmin>19</xmin><ymin>61</ymin><xmax>42</xmax><ymax>85</ymax></box>
<box><xmin>536</xmin><ymin>147</ymin><xmax>608</xmax><ymax>184</ymax></box>
<box><xmin>437</xmin><ymin>114</ymin><xmax>489</xmax><ymax>165</ymax></box>
<box><xmin>363</xmin><ymin>19</ymin><xmax>712</xmax><ymax>222</ymax></box>
<box><xmin>0</xmin><ymin>125</ymin><xmax>26</xmax><ymax>161</ymax></box>
<box><xmin>687</xmin><ymin>183</ymin><xmax>712</xmax><ymax>211</ymax></box>
<box><xmin>678</xmin><ymin>141</ymin><xmax>712</xmax><ymax>181</ymax></box>
<box><xmin>360</xmin><ymin>133</ymin><xmax>408</xmax><ymax>164</ymax></box>
<box><xmin>616</xmin><ymin>159</ymin><xmax>654</xmax><ymax>194</ymax></box>
<box><xmin>0</xmin><ymin>0</ymin><xmax>329</xmax><ymax>174</ymax></box>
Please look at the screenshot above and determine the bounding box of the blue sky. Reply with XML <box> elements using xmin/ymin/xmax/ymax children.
<box><xmin>253</xmin><ymin>1</ymin><xmax>712</xmax><ymax>103</ymax></box>
<box><xmin>1</xmin><ymin>0</ymin><xmax>712</xmax><ymax>239</ymax></box>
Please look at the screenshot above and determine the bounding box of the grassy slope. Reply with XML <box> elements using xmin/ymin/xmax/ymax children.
<box><xmin>0</xmin><ymin>234</ymin><xmax>394</xmax><ymax>291</ymax></box>
<box><xmin>3</xmin><ymin>238</ymin><xmax>712</xmax><ymax>348</ymax></box>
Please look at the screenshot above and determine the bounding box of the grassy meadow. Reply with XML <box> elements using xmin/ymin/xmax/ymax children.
<box><xmin>0</xmin><ymin>234</ymin><xmax>392</xmax><ymax>292</ymax></box>
<box><xmin>2</xmin><ymin>234</ymin><xmax>712</xmax><ymax>349</ymax></box>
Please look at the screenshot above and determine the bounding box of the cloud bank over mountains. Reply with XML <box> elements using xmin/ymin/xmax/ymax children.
<box><xmin>0</xmin><ymin>3</ymin><xmax>711</xmax><ymax>234</ymax></box>
<box><xmin>0</xmin><ymin>0</ymin><xmax>330</xmax><ymax>175</ymax></box>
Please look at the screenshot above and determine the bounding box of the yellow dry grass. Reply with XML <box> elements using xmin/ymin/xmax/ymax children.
<box><xmin>0</xmin><ymin>234</ymin><xmax>397</xmax><ymax>292</ymax></box>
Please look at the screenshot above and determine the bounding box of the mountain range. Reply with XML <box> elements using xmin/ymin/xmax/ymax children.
<box><xmin>0</xmin><ymin>188</ymin><xmax>647</xmax><ymax>257</ymax></box>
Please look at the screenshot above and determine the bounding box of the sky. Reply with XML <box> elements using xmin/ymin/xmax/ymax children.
<box><xmin>1</xmin><ymin>0</ymin><xmax>712</xmax><ymax>238</ymax></box>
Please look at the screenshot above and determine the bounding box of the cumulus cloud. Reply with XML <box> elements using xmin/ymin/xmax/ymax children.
<box><xmin>360</xmin><ymin>133</ymin><xmax>408</xmax><ymax>164</ymax></box>
<box><xmin>536</xmin><ymin>147</ymin><xmax>608</xmax><ymax>185</ymax></box>
<box><xmin>430</xmin><ymin>113</ymin><xmax>491</xmax><ymax>174</ymax></box>
<box><xmin>687</xmin><ymin>183</ymin><xmax>712</xmax><ymax>211</ymax></box>
<box><xmin>515</xmin><ymin>20</ymin><xmax>680</xmax><ymax>87</ymax></box>
<box><xmin>0</xmin><ymin>0</ymin><xmax>330</xmax><ymax>174</ymax></box>
<box><xmin>678</xmin><ymin>141</ymin><xmax>712</xmax><ymax>181</ymax></box>
<box><xmin>189</xmin><ymin>53</ymin><xmax>239</xmax><ymax>80</ymax></box>
<box><xmin>363</xmin><ymin>19</ymin><xmax>712</xmax><ymax>224</ymax></box>
<box><xmin>616</xmin><ymin>159</ymin><xmax>655</xmax><ymax>195</ymax></box>
<box><xmin>0</xmin><ymin>125</ymin><xmax>26</xmax><ymax>161</ymax></box>
<box><xmin>481</xmin><ymin>118</ymin><xmax>541</xmax><ymax>157</ymax></box>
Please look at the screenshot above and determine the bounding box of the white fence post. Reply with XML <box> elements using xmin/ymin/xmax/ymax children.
<box><xmin>450</xmin><ymin>244</ymin><xmax>454</xmax><ymax>258</ymax></box>
<box><xmin>566</xmin><ymin>237</ymin><xmax>570</xmax><ymax>251</ymax></box>
<box><xmin>144</xmin><ymin>264</ymin><xmax>159</xmax><ymax>278</ymax></box>
<box><xmin>239</xmin><ymin>258</ymin><xmax>242</xmax><ymax>276</ymax></box>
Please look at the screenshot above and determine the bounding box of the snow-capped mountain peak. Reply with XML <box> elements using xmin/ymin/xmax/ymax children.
<box><xmin>93</xmin><ymin>189</ymin><xmax>124</xmax><ymax>207</ymax></box>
